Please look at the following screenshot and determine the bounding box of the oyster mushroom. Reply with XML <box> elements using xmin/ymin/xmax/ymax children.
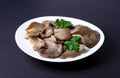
<box><xmin>60</xmin><ymin>44</ymin><xmax>84</xmax><ymax>59</ymax></box>
<box><xmin>28</xmin><ymin>37</ymin><xmax>45</xmax><ymax>51</ymax></box>
<box><xmin>42</xmin><ymin>20</ymin><xmax>56</xmax><ymax>27</ymax></box>
<box><xmin>40</xmin><ymin>25</ymin><xmax>54</xmax><ymax>38</ymax></box>
<box><xmin>71</xmin><ymin>25</ymin><xmax>91</xmax><ymax>35</ymax></box>
<box><xmin>38</xmin><ymin>35</ymin><xmax>62</xmax><ymax>58</ymax></box>
<box><xmin>71</xmin><ymin>25</ymin><xmax>100</xmax><ymax>48</ymax></box>
<box><xmin>24</xmin><ymin>22</ymin><xmax>45</xmax><ymax>39</ymax></box>
<box><xmin>54</xmin><ymin>28</ymin><xmax>71</xmax><ymax>40</ymax></box>
<box><xmin>83</xmin><ymin>31</ymin><xmax>100</xmax><ymax>48</ymax></box>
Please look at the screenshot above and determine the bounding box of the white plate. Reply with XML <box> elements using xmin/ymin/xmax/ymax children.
<box><xmin>15</xmin><ymin>16</ymin><xmax>105</xmax><ymax>62</ymax></box>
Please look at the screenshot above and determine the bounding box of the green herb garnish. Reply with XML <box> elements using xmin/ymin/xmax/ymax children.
<box><xmin>64</xmin><ymin>36</ymin><xmax>81</xmax><ymax>51</ymax></box>
<box><xmin>55</xmin><ymin>19</ymin><xmax>72</xmax><ymax>28</ymax></box>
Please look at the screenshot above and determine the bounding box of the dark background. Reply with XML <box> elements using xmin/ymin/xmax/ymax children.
<box><xmin>0</xmin><ymin>0</ymin><xmax>120</xmax><ymax>78</ymax></box>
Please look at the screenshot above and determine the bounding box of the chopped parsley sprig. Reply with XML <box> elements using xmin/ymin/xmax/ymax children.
<box><xmin>64</xmin><ymin>36</ymin><xmax>81</xmax><ymax>51</ymax></box>
<box><xmin>55</xmin><ymin>19</ymin><xmax>72</xmax><ymax>28</ymax></box>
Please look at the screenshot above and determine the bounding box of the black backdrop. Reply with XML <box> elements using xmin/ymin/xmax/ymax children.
<box><xmin>0</xmin><ymin>0</ymin><xmax>120</xmax><ymax>78</ymax></box>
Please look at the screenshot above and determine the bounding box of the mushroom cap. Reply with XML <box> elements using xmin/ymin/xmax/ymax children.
<box><xmin>25</xmin><ymin>22</ymin><xmax>45</xmax><ymax>38</ymax></box>
<box><xmin>71</xmin><ymin>25</ymin><xmax>91</xmax><ymax>35</ymax></box>
<box><xmin>60</xmin><ymin>44</ymin><xmax>85</xmax><ymax>59</ymax></box>
<box><xmin>54</xmin><ymin>28</ymin><xmax>71</xmax><ymax>40</ymax></box>
<box><xmin>40</xmin><ymin>25</ymin><xmax>54</xmax><ymax>38</ymax></box>
<box><xmin>71</xmin><ymin>25</ymin><xmax>100</xmax><ymax>48</ymax></box>
<box><xmin>83</xmin><ymin>31</ymin><xmax>100</xmax><ymax>48</ymax></box>
<box><xmin>42</xmin><ymin>20</ymin><xmax>56</xmax><ymax>28</ymax></box>
<box><xmin>38</xmin><ymin>35</ymin><xmax>63</xmax><ymax>58</ymax></box>
<box><xmin>28</xmin><ymin>37</ymin><xmax>45</xmax><ymax>51</ymax></box>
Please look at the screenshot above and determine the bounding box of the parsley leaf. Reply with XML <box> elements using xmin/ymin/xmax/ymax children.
<box><xmin>64</xmin><ymin>36</ymin><xmax>81</xmax><ymax>51</ymax></box>
<box><xmin>71</xmin><ymin>36</ymin><xmax>80</xmax><ymax>42</ymax></box>
<box><xmin>55</xmin><ymin>19</ymin><xmax>61</xmax><ymax>28</ymax></box>
<box><xmin>55</xmin><ymin>19</ymin><xmax>72</xmax><ymax>28</ymax></box>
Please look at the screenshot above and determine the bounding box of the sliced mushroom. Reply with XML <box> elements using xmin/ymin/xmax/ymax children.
<box><xmin>71</xmin><ymin>25</ymin><xmax>92</xmax><ymax>35</ymax></box>
<box><xmin>83</xmin><ymin>31</ymin><xmax>100</xmax><ymax>48</ymax></box>
<box><xmin>42</xmin><ymin>20</ymin><xmax>56</xmax><ymax>28</ymax></box>
<box><xmin>40</xmin><ymin>24</ymin><xmax>54</xmax><ymax>38</ymax></box>
<box><xmin>25</xmin><ymin>22</ymin><xmax>45</xmax><ymax>38</ymax></box>
<box><xmin>60</xmin><ymin>44</ymin><xmax>84</xmax><ymax>59</ymax></box>
<box><xmin>54</xmin><ymin>28</ymin><xmax>71</xmax><ymax>40</ymax></box>
<box><xmin>28</xmin><ymin>37</ymin><xmax>46</xmax><ymax>51</ymax></box>
<box><xmin>38</xmin><ymin>39</ymin><xmax>62</xmax><ymax>58</ymax></box>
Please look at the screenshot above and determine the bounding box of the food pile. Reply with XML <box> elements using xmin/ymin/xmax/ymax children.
<box><xmin>24</xmin><ymin>19</ymin><xmax>100</xmax><ymax>59</ymax></box>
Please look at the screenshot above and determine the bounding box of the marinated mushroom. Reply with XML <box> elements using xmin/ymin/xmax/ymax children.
<box><xmin>54</xmin><ymin>28</ymin><xmax>71</xmax><ymax>40</ymax></box>
<box><xmin>71</xmin><ymin>25</ymin><xmax>100</xmax><ymax>48</ymax></box>
<box><xmin>40</xmin><ymin>25</ymin><xmax>54</xmax><ymax>38</ymax></box>
<box><xmin>24</xmin><ymin>22</ymin><xmax>45</xmax><ymax>39</ymax></box>
<box><xmin>42</xmin><ymin>20</ymin><xmax>56</xmax><ymax>27</ymax></box>
<box><xmin>38</xmin><ymin>39</ymin><xmax>62</xmax><ymax>58</ymax></box>
<box><xmin>83</xmin><ymin>31</ymin><xmax>100</xmax><ymax>48</ymax></box>
<box><xmin>60</xmin><ymin>44</ymin><xmax>84</xmax><ymax>59</ymax></box>
<box><xmin>28</xmin><ymin>37</ymin><xmax>45</xmax><ymax>51</ymax></box>
<box><xmin>71</xmin><ymin>25</ymin><xmax>91</xmax><ymax>35</ymax></box>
